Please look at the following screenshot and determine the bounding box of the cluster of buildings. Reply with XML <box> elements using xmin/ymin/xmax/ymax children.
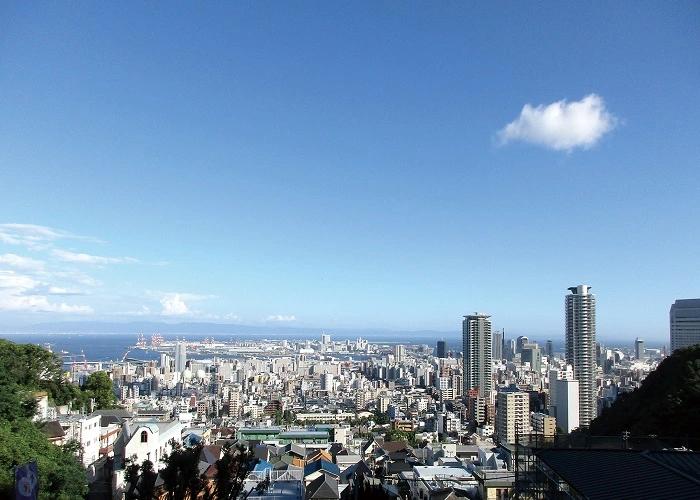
<box><xmin>31</xmin><ymin>287</ymin><xmax>700</xmax><ymax>499</ymax></box>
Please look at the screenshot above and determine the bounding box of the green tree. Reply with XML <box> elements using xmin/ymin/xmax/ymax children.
<box><xmin>0</xmin><ymin>418</ymin><xmax>88</xmax><ymax>499</ymax></box>
<box><xmin>0</xmin><ymin>339</ymin><xmax>80</xmax><ymax>421</ymax></box>
<box><xmin>384</xmin><ymin>429</ymin><xmax>417</xmax><ymax>445</ymax></box>
<box><xmin>82</xmin><ymin>370</ymin><xmax>118</xmax><ymax>410</ymax></box>
<box><xmin>210</xmin><ymin>443</ymin><xmax>253</xmax><ymax>500</ymax></box>
<box><xmin>160</xmin><ymin>441</ymin><xmax>205</xmax><ymax>500</ymax></box>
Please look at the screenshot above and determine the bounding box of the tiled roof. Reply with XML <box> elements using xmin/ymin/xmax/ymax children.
<box><xmin>304</xmin><ymin>459</ymin><xmax>340</xmax><ymax>477</ymax></box>
<box><xmin>536</xmin><ymin>449</ymin><xmax>700</xmax><ymax>499</ymax></box>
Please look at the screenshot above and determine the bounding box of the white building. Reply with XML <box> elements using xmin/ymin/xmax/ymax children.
<box><xmin>122</xmin><ymin>420</ymin><xmax>183</xmax><ymax>471</ymax></box>
<box><xmin>495</xmin><ymin>387</ymin><xmax>530</xmax><ymax>444</ymax></box>
<box><xmin>463</xmin><ymin>313</ymin><xmax>493</xmax><ymax>398</ymax></box>
<box><xmin>174</xmin><ymin>341</ymin><xmax>187</xmax><ymax>373</ymax></box>
<box><xmin>555</xmin><ymin>378</ymin><xmax>580</xmax><ymax>434</ymax></box>
<box><xmin>59</xmin><ymin>414</ymin><xmax>102</xmax><ymax>466</ymax></box>
<box><xmin>670</xmin><ymin>299</ymin><xmax>700</xmax><ymax>353</ymax></box>
<box><xmin>565</xmin><ymin>285</ymin><xmax>596</xmax><ymax>427</ymax></box>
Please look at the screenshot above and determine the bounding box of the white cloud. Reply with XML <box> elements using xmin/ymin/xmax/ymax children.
<box><xmin>0</xmin><ymin>294</ymin><xmax>93</xmax><ymax>313</ymax></box>
<box><xmin>0</xmin><ymin>270</ymin><xmax>92</xmax><ymax>313</ymax></box>
<box><xmin>51</xmin><ymin>271</ymin><xmax>102</xmax><ymax>287</ymax></box>
<box><xmin>263</xmin><ymin>314</ymin><xmax>298</xmax><ymax>323</ymax></box>
<box><xmin>120</xmin><ymin>305</ymin><xmax>152</xmax><ymax>317</ymax></box>
<box><xmin>160</xmin><ymin>294</ymin><xmax>192</xmax><ymax>316</ymax></box>
<box><xmin>0</xmin><ymin>270</ymin><xmax>39</xmax><ymax>290</ymax></box>
<box><xmin>0</xmin><ymin>253</ymin><xmax>45</xmax><ymax>271</ymax></box>
<box><xmin>51</xmin><ymin>249</ymin><xmax>139</xmax><ymax>265</ymax></box>
<box><xmin>497</xmin><ymin>94</ymin><xmax>618</xmax><ymax>151</ymax></box>
<box><xmin>0</xmin><ymin>223</ymin><xmax>101</xmax><ymax>249</ymax></box>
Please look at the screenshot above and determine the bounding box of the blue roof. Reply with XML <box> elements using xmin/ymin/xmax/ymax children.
<box><xmin>303</xmin><ymin>459</ymin><xmax>340</xmax><ymax>477</ymax></box>
<box><xmin>253</xmin><ymin>459</ymin><xmax>273</xmax><ymax>473</ymax></box>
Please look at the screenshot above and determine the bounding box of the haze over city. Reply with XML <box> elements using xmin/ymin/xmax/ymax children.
<box><xmin>2</xmin><ymin>3</ymin><xmax>699</xmax><ymax>344</ymax></box>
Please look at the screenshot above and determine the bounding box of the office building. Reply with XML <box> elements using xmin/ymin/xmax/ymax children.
<box><xmin>496</xmin><ymin>386</ymin><xmax>530</xmax><ymax>444</ymax></box>
<box><xmin>395</xmin><ymin>344</ymin><xmax>406</xmax><ymax>362</ymax></box>
<box><xmin>175</xmin><ymin>341</ymin><xmax>187</xmax><ymax>373</ymax></box>
<box><xmin>670</xmin><ymin>299</ymin><xmax>700</xmax><ymax>353</ymax></box>
<box><xmin>463</xmin><ymin>312</ymin><xmax>493</xmax><ymax>398</ymax></box>
<box><xmin>521</xmin><ymin>346</ymin><xmax>542</xmax><ymax>374</ymax></box>
<box><xmin>565</xmin><ymin>285</ymin><xmax>596</xmax><ymax>427</ymax></box>
<box><xmin>437</xmin><ymin>339</ymin><xmax>446</xmax><ymax>359</ymax></box>
<box><xmin>546</xmin><ymin>340</ymin><xmax>554</xmax><ymax>360</ymax></box>
<box><xmin>516</xmin><ymin>336</ymin><xmax>529</xmax><ymax>354</ymax></box>
<box><xmin>635</xmin><ymin>338</ymin><xmax>645</xmax><ymax>361</ymax></box>
<box><xmin>492</xmin><ymin>330</ymin><xmax>503</xmax><ymax>361</ymax></box>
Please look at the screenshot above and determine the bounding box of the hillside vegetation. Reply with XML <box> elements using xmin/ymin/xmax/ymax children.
<box><xmin>590</xmin><ymin>345</ymin><xmax>700</xmax><ymax>439</ymax></box>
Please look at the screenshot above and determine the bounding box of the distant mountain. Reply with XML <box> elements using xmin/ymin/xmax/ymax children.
<box><xmin>590</xmin><ymin>345</ymin><xmax>700</xmax><ymax>439</ymax></box>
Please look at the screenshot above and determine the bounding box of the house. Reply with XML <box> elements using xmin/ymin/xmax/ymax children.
<box><xmin>305</xmin><ymin>473</ymin><xmax>340</xmax><ymax>500</ymax></box>
<box><xmin>120</xmin><ymin>419</ymin><xmax>183</xmax><ymax>471</ymax></box>
<box><xmin>303</xmin><ymin>459</ymin><xmax>340</xmax><ymax>483</ymax></box>
<box><xmin>400</xmin><ymin>465</ymin><xmax>476</xmax><ymax>500</ymax></box>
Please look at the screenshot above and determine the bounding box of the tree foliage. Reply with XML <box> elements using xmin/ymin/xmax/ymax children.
<box><xmin>210</xmin><ymin>443</ymin><xmax>253</xmax><ymax>500</ymax></box>
<box><xmin>0</xmin><ymin>339</ymin><xmax>88</xmax><ymax>499</ymax></box>
<box><xmin>383</xmin><ymin>429</ymin><xmax>417</xmax><ymax>445</ymax></box>
<box><xmin>590</xmin><ymin>345</ymin><xmax>700</xmax><ymax>439</ymax></box>
<box><xmin>82</xmin><ymin>370</ymin><xmax>118</xmax><ymax>410</ymax></box>
<box><xmin>159</xmin><ymin>441</ymin><xmax>206</xmax><ymax>500</ymax></box>
<box><xmin>0</xmin><ymin>418</ymin><xmax>87</xmax><ymax>499</ymax></box>
<box><xmin>0</xmin><ymin>339</ymin><xmax>79</xmax><ymax>421</ymax></box>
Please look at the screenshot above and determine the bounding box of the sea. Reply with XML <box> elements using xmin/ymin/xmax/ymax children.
<box><xmin>0</xmin><ymin>331</ymin><xmax>469</xmax><ymax>364</ymax></box>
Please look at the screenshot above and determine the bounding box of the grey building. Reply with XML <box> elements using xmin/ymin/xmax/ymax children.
<box><xmin>670</xmin><ymin>299</ymin><xmax>700</xmax><ymax>353</ymax></box>
<box><xmin>565</xmin><ymin>285</ymin><xmax>596</xmax><ymax>428</ymax></box>
<box><xmin>492</xmin><ymin>330</ymin><xmax>503</xmax><ymax>361</ymax></box>
<box><xmin>635</xmin><ymin>338</ymin><xmax>645</xmax><ymax>360</ymax></box>
<box><xmin>463</xmin><ymin>312</ymin><xmax>493</xmax><ymax>398</ymax></box>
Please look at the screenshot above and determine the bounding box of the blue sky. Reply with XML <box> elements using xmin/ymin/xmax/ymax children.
<box><xmin>1</xmin><ymin>2</ymin><xmax>698</xmax><ymax>344</ymax></box>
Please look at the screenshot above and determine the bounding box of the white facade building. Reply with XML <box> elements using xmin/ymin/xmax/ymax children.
<box><xmin>565</xmin><ymin>285</ymin><xmax>596</xmax><ymax>427</ymax></box>
<box><xmin>60</xmin><ymin>414</ymin><xmax>102</xmax><ymax>466</ymax></box>
<box><xmin>174</xmin><ymin>342</ymin><xmax>187</xmax><ymax>373</ymax></box>
<box><xmin>555</xmin><ymin>378</ymin><xmax>580</xmax><ymax>434</ymax></box>
<box><xmin>670</xmin><ymin>299</ymin><xmax>700</xmax><ymax>353</ymax></box>
<box><xmin>463</xmin><ymin>313</ymin><xmax>493</xmax><ymax>398</ymax></box>
<box><xmin>122</xmin><ymin>420</ymin><xmax>183</xmax><ymax>471</ymax></box>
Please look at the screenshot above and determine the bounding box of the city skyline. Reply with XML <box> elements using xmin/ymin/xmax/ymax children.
<box><xmin>2</xmin><ymin>4</ymin><xmax>699</xmax><ymax>342</ymax></box>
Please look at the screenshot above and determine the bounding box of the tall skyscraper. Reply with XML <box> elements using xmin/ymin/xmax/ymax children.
<box><xmin>635</xmin><ymin>338</ymin><xmax>645</xmax><ymax>360</ymax></box>
<box><xmin>492</xmin><ymin>330</ymin><xmax>503</xmax><ymax>361</ymax></box>
<box><xmin>463</xmin><ymin>312</ymin><xmax>493</xmax><ymax>398</ymax></box>
<box><xmin>546</xmin><ymin>340</ymin><xmax>554</xmax><ymax>360</ymax></box>
<box><xmin>565</xmin><ymin>285</ymin><xmax>596</xmax><ymax>427</ymax></box>
<box><xmin>436</xmin><ymin>339</ymin><xmax>446</xmax><ymax>359</ymax></box>
<box><xmin>670</xmin><ymin>299</ymin><xmax>700</xmax><ymax>353</ymax></box>
<box><xmin>175</xmin><ymin>341</ymin><xmax>187</xmax><ymax>373</ymax></box>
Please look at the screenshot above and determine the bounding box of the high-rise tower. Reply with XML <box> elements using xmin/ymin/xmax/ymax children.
<box><xmin>565</xmin><ymin>285</ymin><xmax>596</xmax><ymax>428</ymax></box>
<box><xmin>175</xmin><ymin>341</ymin><xmax>187</xmax><ymax>373</ymax></box>
<box><xmin>635</xmin><ymin>338</ymin><xmax>645</xmax><ymax>360</ymax></box>
<box><xmin>463</xmin><ymin>312</ymin><xmax>493</xmax><ymax>398</ymax></box>
<box><xmin>670</xmin><ymin>299</ymin><xmax>700</xmax><ymax>353</ymax></box>
<box><xmin>437</xmin><ymin>339</ymin><xmax>446</xmax><ymax>359</ymax></box>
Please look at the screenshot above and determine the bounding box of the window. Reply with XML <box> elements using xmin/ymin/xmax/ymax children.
<box><xmin>141</xmin><ymin>430</ymin><xmax>148</xmax><ymax>443</ymax></box>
